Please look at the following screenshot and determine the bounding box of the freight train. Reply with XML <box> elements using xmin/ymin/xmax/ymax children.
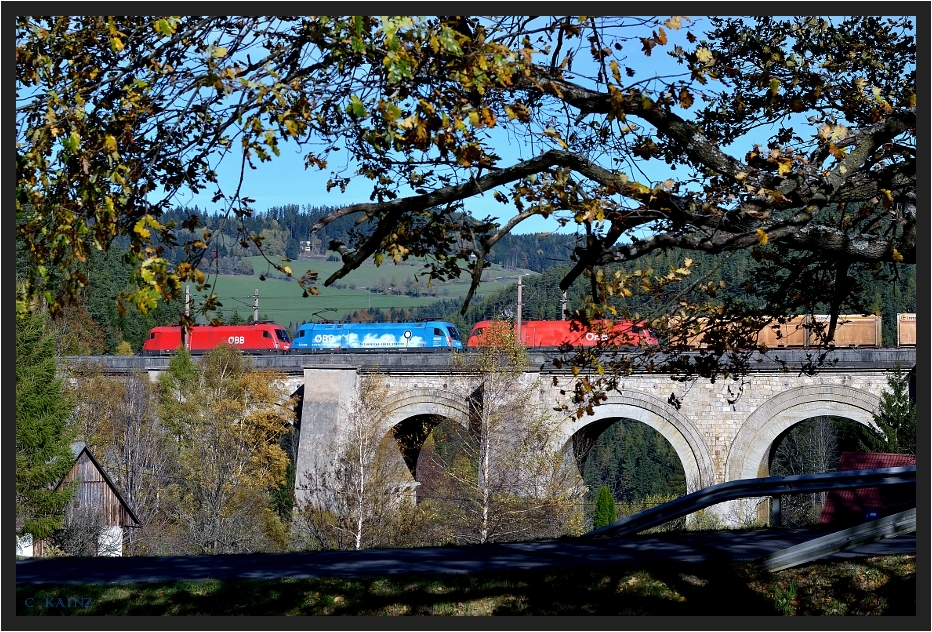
<box><xmin>141</xmin><ymin>323</ymin><xmax>292</xmax><ymax>355</ymax></box>
<box><xmin>291</xmin><ymin>321</ymin><xmax>465</xmax><ymax>352</ymax></box>
<box><xmin>466</xmin><ymin>319</ymin><xmax>660</xmax><ymax>349</ymax></box>
<box><xmin>140</xmin><ymin>313</ymin><xmax>915</xmax><ymax>356</ymax></box>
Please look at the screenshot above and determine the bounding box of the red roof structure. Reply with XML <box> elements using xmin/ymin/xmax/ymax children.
<box><xmin>819</xmin><ymin>452</ymin><xmax>916</xmax><ymax>527</ymax></box>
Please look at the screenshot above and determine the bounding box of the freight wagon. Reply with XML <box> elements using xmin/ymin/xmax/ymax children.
<box><xmin>677</xmin><ymin>314</ymin><xmax>892</xmax><ymax>349</ymax></box>
<box><xmin>897</xmin><ymin>313</ymin><xmax>916</xmax><ymax>347</ymax></box>
<box><xmin>291</xmin><ymin>321</ymin><xmax>464</xmax><ymax>352</ymax></box>
<box><xmin>466</xmin><ymin>319</ymin><xmax>659</xmax><ymax>349</ymax></box>
<box><xmin>809</xmin><ymin>314</ymin><xmax>882</xmax><ymax>348</ymax></box>
<box><xmin>141</xmin><ymin>323</ymin><xmax>292</xmax><ymax>355</ymax></box>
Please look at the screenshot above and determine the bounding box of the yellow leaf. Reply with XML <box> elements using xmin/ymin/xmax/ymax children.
<box><xmin>695</xmin><ymin>47</ymin><xmax>713</xmax><ymax>64</ymax></box>
<box><xmin>610</xmin><ymin>60</ymin><xmax>621</xmax><ymax>84</ymax></box>
<box><xmin>756</xmin><ymin>229</ymin><xmax>769</xmax><ymax>246</ymax></box>
<box><xmin>212</xmin><ymin>47</ymin><xmax>228</xmax><ymax>58</ymax></box>
<box><xmin>879</xmin><ymin>189</ymin><xmax>894</xmax><ymax>209</ymax></box>
<box><xmin>104</xmin><ymin>135</ymin><xmax>118</xmax><ymax>152</ymax></box>
<box><xmin>665</xmin><ymin>16</ymin><xmax>682</xmax><ymax>30</ymax></box>
<box><xmin>112</xmin><ymin>37</ymin><xmax>124</xmax><ymax>52</ymax></box>
<box><xmin>892</xmin><ymin>249</ymin><xmax>903</xmax><ymax>262</ymax></box>
<box><xmin>134</xmin><ymin>218</ymin><xmax>151</xmax><ymax>239</ymax></box>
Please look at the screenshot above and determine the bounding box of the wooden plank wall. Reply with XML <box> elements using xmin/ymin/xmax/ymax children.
<box><xmin>60</xmin><ymin>452</ymin><xmax>134</xmax><ymax>527</ymax></box>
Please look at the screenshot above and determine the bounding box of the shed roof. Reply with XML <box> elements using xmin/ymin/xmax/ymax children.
<box><xmin>819</xmin><ymin>452</ymin><xmax>916</xmax><ymax>526</ymax></box>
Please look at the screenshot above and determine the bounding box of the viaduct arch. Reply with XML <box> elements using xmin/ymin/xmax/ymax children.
<box><xmin>725</xmin><ymin>385</ymin><xmax>882</xmax><ymax>483</ymax></box>
<box><xmin>555</xmin><ymin>392</ymin><xmax>716</xmax><ymax>493</ymax></box>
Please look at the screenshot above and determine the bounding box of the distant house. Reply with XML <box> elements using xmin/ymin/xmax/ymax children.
<box><xmin>819</xmin><ymin>452</ymin><xmax>916</xmax><ymax>527</ymax></box>
<box><xmin>17</xmin><ymin>443</ymin><xmax>140</xmax><ymax>558</ymax></box>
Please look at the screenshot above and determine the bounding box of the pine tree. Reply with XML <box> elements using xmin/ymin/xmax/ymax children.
<box><xmin>16</xmin><ymin>310</ymin><xmax>76</xmax><ymax>540</ymax></box>
<box><xmin>861</xmin><ymin>364</ymin><xmax>916</xmax><ymax>455</ymax></box>
<box><xmin>593</xmin><ymin>485</ymin><xmax>617</xmax><ymax>529</ymax></box>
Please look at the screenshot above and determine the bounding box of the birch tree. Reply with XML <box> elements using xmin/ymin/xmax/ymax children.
<box><xmin>421</xmin><ymin>326</ymin><xmax>584</xmax><ymax>544</ymax></box>
<box><xmin>295</xmin><ymin>373</ymin><xmax>412</xmax><ymax>551</ymax></box>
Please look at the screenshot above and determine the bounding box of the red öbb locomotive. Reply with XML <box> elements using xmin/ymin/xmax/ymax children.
<box><xmin>467</xmin><ymin>319</ymin><xmax>658</xmax><ymax>349</ymax></box>
<box><xmin>141</xmin><ymin>323</ymin><xmax>292</xmax><ymax>355</ymax></box>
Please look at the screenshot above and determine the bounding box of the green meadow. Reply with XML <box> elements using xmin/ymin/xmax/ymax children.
<box><xmin>191</xmin><ymin>257</ymin><xmax>533</xmax><ymax>328</ymax></box>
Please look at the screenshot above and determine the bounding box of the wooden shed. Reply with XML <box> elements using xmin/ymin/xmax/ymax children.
<box><xmin>30</xmin><ymin>443</ymin><xmax>140</xmax><ymax>557</ymax></box>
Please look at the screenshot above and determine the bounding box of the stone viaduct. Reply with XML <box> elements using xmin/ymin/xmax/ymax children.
<box><xmin>80</xmin><ymin>348</ymin><xmax>915</xmax><ymax>526</ymax></box>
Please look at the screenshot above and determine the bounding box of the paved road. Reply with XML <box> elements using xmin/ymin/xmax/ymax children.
<box><xmin>16</xmin><ymin>529</ymin><xmax>916</xmax><ymax>586</ymax></box>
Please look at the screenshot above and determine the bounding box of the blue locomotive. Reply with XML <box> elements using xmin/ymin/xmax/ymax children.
<box><xmin>291</xmin><ymin>321</ymin><xmax>464</xmax><ymax>352</ymax></box>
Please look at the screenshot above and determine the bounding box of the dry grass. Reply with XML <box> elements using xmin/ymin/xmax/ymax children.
<box><xmin>16</xmin><ymin>554</ymin><xmax>915</xmax><ymax>616</ymax></box>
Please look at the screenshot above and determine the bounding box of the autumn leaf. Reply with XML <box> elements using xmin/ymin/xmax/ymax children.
<box><xmin>678</xmin><ymin>86</ymin><xmax>693</xmax><ymax>109</ymax></box>
<box><xmin>756</xmin><ymin>229</ymin><xmax>769</xmax><ymax>246</ymax></box>
<box><xmin>879</xmin><ymin>189</ymin><xmax>894</xmax><ymax>209</ymax></box>
<box><xmin>695</xmin><ymin>47</ymin><xmax>713</xmax><ymax>64</ymax></box>
<box><xmin>776</xmin><ymin>158</ymin><xmax>794</xmax><ymax>177</ymax></box>
<box><xmin>610</xmin><ymin>59</ymin><xmax>622</xmax><ymax>84</ymax></box>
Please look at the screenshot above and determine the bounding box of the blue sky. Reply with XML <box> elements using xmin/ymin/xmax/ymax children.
<box><xmin>168</xmin><ymin>16</ymin><xmax>718</xmax><ymax>235</ymax></box>
<box><xmin>167</xmin><ymin>15</ymin><xmax>894</xmax><ymax>236</ymax></box>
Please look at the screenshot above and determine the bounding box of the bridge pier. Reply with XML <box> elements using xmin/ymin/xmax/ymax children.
<box><xmin>294</xmin><ymin>368</ymin><xmax>357</xmax><ymax>494</ymax></box>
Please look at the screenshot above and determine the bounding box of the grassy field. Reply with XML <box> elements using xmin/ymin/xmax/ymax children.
<box><xmin>15</xmin><ymin>554</ymin><xmax>915</xmax><ymax>616</ymax></box>
<box><xmin>192</xmin><ymin>257</ymin><xmax>532</xmax><ymax>327</ymax></box>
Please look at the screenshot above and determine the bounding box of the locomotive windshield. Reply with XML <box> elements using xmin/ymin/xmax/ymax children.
<box><xmin>275</xmin><ymin>329</ymin><xmax>290</xmax><ymax>342</ymax></box>
<box><xmin>447</xmin><ymin>326</ymin><xmax>462</xmax><ymax>341</ymax></box>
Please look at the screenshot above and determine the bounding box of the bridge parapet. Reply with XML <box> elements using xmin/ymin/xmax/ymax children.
<box><xmin>65</xmin><ymin>347</ymin><xmax>915</xmax><ymax>376</ymax></box>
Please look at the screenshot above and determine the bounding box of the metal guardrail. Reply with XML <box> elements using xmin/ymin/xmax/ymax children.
<box><xmin>584</xmin><ymin>466</ymin><xmax>917</xmax><ymax>537</ymax></box>
<box><xmin>758</xmin><ymin>507</ymin><xmax>916</xmax><ymax>572</ymax></box>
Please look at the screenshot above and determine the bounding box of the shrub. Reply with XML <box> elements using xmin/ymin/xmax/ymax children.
<box><xmin>115</xmin><ymin>340</ymin><xmax>134</xmax><ymax>356</ymax></box>
<box><xmin>593</xmin><ymin>486</ymin><xmax>617</xmax><ymax>529</ymax></box>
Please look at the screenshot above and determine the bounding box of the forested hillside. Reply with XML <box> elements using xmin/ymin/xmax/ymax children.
<box><xmin>157</xmin><ymin>204</ymin><xmax>577</xmax><ymax>273</ymax></box>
